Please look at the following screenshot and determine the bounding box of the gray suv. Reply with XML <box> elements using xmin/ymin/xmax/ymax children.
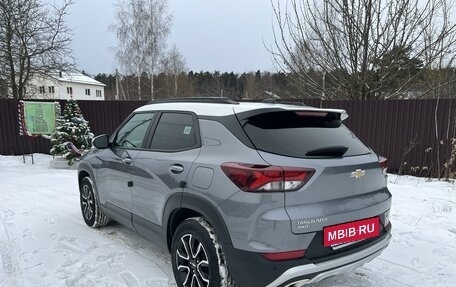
<box><xmin>78</xmin><ymin>97</ymin><xmax>392</xmax><ymax>287</ymax></box>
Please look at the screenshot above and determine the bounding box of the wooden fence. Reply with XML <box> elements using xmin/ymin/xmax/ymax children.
<box><xmin>1</xmin><ymin>98</ymin><xmax>454</xmax><ymax>177</ymax></box>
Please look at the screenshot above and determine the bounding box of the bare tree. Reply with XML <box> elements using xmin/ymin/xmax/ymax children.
<box><xmin>419</xmin><ymin>1</ymin><xmax>456</xmax><ymax>99</ymax></box>
<box><xmin>160</xmin><ymin>45</ymin><xmax>187</xmax><ymax>96</ymax></box>
<box><xmin>111</xmin><ymin>0</ymin><xmax>171</xmax><ymax>100</ymax></box>
<box><xmin>0</xmin><ymin>0</ymin><xmax>74</xmax><ymax>99</ymax></box>
<box><xmin>270</xmin><ymin>0</ymin><xmax>456</xmax><ymax>100</ymax></box>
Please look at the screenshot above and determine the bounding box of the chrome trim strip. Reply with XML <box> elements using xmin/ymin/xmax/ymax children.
<box><xmin>266</xmin><ymin>233</ymin><xmax>391</xmax><ymax>287</ymax></box>
<box><xmin>331</xmin><ymin>239</ymin><xmax>364</xmax><ymax>250</ymax></box>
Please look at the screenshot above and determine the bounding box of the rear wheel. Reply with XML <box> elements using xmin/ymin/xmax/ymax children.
<box><xmin>80</xmin><ymin>176</ymin><xmax>110</xmax><ymax>228</ymax></box>
<box><xmin>171</xmin><ymin>217</ymin><xmax>234</xmax><ymax>287</ymax></box>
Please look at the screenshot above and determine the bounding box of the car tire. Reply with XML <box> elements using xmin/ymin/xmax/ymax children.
<box><xmin>80</xmin><ymin>176</ymin><xmax>110</xmax><ymax>228</ymax></box>
<box><xmin>171</xmin><ymin>217</ymin><xmax>235</xmax><ymax>287</ymax></box>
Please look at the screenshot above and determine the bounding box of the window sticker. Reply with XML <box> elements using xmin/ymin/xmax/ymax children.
<box><xmin>183</xmin><ymin>126</ymin><xmax>192</xmax><ymax>135</ymax></box>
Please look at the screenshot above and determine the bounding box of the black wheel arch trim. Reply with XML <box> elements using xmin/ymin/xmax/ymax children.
<box><xmin>77</xmin><ymin>162</ymin><xmax>95</xmax><ymax>188</ymax></box>
<box><xmin>78</xmin><ymin>165</ymin><xmax>233</xmax><ymax>253</ymax></box>
<box><xmin>77</xmin><ymin>162</ymin><xmax>103</xmax><ymax>206</ymax></box>
<box><xmin>163</xmin><ymin>192</ymin><xmax>233</xmax><ymax>251</ymax></box>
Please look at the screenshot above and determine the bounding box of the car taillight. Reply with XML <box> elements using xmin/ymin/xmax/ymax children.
<box><xmin>262</xmin><ymin>249</ymin><xmax>306</xmax><ymax>261</ymax></box>
<box><xmin>379</xmin><ymin>156</ymin><xmax>388</xmax><ymax>176</ymax></box>
<box><xmin>221</xmin><ymin>162</ymin><xmax>315</xmax><ymax>192</ymax></box>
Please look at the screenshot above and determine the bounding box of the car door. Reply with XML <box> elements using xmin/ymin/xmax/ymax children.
<box><xmin>131</xmin><ymin>112</ymin><xmax>201</xmax><ymax>234</ymax></box>
<box><xmin>96</xmin><ymin>112</ymin><xmax>156</xmax><ymax>228</ymax></box>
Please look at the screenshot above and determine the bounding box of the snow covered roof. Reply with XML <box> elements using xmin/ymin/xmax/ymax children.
<box><xmin>50</xmin><ymin>71</ymin><xmax>106</xmax><ymax>87</ymax></box>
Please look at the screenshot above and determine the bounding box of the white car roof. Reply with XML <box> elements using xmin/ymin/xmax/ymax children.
<box><xmin>134</xmin><ymin>101</ymin><xmax>348</xmax><ymax>120</ymax></box>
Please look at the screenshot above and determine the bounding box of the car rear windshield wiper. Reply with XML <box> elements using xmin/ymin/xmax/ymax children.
<box><xmin>305</xmin><ymin>146</ymin><xmax>349</xmax><ymax>157</ymax></box>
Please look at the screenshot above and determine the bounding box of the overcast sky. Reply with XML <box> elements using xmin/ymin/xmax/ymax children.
<box><xmin>66</xmin><ymin>0</ymin><xmax>277</xmax><ymax>75</ymax></box>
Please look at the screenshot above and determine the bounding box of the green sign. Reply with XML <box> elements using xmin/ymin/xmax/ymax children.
<box><xmin>23</xmin><ymin>102</ymin><xmax>57</xmax><ymax>135</ymax></box>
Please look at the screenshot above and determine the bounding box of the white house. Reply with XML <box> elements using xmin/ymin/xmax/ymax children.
<box><xmin>28</xmin><ymin>71</ymin><xmax>106</xmax><ymax>101</ymax></box>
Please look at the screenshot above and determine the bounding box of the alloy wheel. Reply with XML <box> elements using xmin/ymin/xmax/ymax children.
<box><xmin>81</xmin><ymin>184</ymin><xmax>94</xmax><ymax>221</ymax></box>
<box><xmin>176</xmin><ymin>234</ymin><xmax>210</xmax><ymax>287</ymax></box>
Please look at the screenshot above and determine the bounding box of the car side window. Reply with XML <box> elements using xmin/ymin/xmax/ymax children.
<box><xmin>114</xmin><ymin>113</ymin><xmax>155</xmax><ymax>148</ymax></box>
<box><xmin>150</xmin><ymin>112</ymin><xmax>198</xmax><ymax>151</ymax></box>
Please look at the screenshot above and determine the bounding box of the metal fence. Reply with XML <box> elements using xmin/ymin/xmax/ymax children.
<box><xmin>293</xmin><ymin>98</ymin><xmax>455</xmax><ymax>177</ymax></box>
<box><xmin>1</xmin><ymin>98</ymin><xmax>454</xmax><ymax>177</ymax></box>
<box><xmin>0</xmin><ymin>99</ymin><xmax>146</xmax><ymax>156</ymax></box>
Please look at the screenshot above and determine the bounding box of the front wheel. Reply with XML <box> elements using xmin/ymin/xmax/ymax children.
<box><xmin>171</xmin><ymin>217</ymin><xmax>235</xmax><ymax>287</ymax></box>
<box><xmin>79</xmin><ymin>176</ymin><xmax>110</xmax><ymax>228</ymax></box>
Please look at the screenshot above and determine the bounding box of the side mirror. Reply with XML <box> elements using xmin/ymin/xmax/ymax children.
<box><xmin>92</xmin><ymin>134</ymin><xmax>109</xmax><ymax>149</ymax></box>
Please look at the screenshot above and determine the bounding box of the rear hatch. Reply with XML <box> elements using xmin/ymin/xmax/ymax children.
<box><xmin>234</xmin><ymin>107</ymin><xmax>391</xmax><ymax>235</ymax></box>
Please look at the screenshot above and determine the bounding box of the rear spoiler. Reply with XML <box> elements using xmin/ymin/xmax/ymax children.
<box><xmin>233</xmin><ymin>106</ymin><xmax>349</xmax><ymax>121</ymax></box>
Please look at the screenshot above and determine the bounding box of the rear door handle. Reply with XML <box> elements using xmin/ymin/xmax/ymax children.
<box><xmin>169</xmin><ymin>164</ymin><xmax>184</xmax><ymax>174</ymax></box>
<box><xmin>122</xmin><ymin>157</ymin><xmax>132</xmax><ymax>165</ymax></box>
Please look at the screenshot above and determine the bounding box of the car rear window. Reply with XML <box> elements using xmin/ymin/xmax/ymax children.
<box><xmin>242</xmin><ymin>111</ymin><xmax>371</xmax><ymax>158</ymax></box>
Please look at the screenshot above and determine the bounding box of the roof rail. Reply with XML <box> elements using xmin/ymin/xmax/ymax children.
<box><xmin>281</xmin><ymin>101</ymin><xmax>308</xmax><ymax>106</ymax></box>
<box><xmin>148</xmin><ymin>97</ymin><xmax>239</xmax><ymax>105</ymax></box>
<box><xmin>262</xmin><ymin>98</ymin><xmax>278</xmax><ymax>104</ymax></box>
<box><xmin>260</xmin><ymin>98</ymin><xmax>309</xmax><ymax>106</ymax></box>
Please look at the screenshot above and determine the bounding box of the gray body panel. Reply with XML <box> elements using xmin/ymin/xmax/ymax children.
<box><xmin>217</xmin><ymin>191</ymin><xmax>316</xmax><ymax>252</ymax></box>
<box><xmin>131</xmin><ymin>148</ymin><xmax>200</xmax><ymax>226</ymax></box>
<box><xmin>95</xmin><ymin>148</ymin><xmax>136</xmax><ymax>210</ymax></box>
<box><xmin>185</xmin><ymin>119</ymin><xmax>269</xmax><ymax>207</ymax></box>
<box><xmin>257</xmin><ymin>151</ymin><xmax>391</xmax><ymax>234</ymax></box>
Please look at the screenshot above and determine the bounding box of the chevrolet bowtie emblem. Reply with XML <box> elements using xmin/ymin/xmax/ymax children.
<box><xmin>350</xmin><ymin>169</ymin><xmax>365</xmax><ymax>179</ymax></box>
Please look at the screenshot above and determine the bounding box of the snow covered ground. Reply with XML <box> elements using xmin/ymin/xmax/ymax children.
<box><xmin>0</xmin><ymin>154</ymin><xmax>455</xmax><ymax>287</ymax></box>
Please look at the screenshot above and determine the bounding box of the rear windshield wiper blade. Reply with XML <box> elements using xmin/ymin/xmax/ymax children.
<box><xmin>305</xmin><ymin>146</ymin><xmax>349</xmax><ymax>157</ymax></box>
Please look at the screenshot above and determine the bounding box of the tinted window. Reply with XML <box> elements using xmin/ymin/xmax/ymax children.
<box><xmin>150</xmin><ymin>113</ymin><xmax>198</xmax><ymax>151</ymax></box>
<box><xmin>243</xmin><ymin>111</ymin><xmax>370</xmax><ymax>158</ymax></box>
<box><xmin>115</xmin><ymin>113</ymin><xmax>154</xmax><ymax>148</ymax></box>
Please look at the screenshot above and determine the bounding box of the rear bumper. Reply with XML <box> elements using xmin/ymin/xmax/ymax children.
<box><xmin>223</xmin><ymin>226</ymin><xmax>391</xmax><ymax>287</ymax></box>
<box><xmin>266</xmin><ymin>233</ymin><xmax>391</xmax><ymax>287</ymax></box>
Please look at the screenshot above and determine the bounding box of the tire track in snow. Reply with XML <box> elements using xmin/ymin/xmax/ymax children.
<box><xmin>49</xmin><ymin>231</ymin><xmax>169</xmax><ymax>286</ymax></box>
<box><xmin>375</xmin><ymin>257</ymin><xmax>419</xmax><ymax>273</ymax></box>
<box><xmin>100</xmin><ymin>227</ymin><xmax>176</xmax><ymax>285</ymax></box>
<box><xmin>0</xmin><ymin>208</ymin><xmax>22</xmax><ymax>286</ymax></box>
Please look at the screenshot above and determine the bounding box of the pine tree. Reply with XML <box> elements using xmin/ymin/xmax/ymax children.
<box><xmin>50</xmin><ymin>99</ymin><xmax>94</xmax><ymax>165</ymax></box>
